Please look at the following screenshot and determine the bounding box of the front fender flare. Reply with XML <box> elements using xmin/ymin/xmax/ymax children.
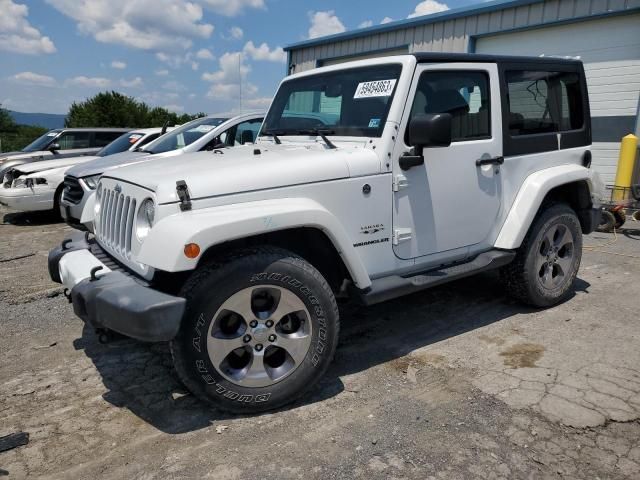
<box><xmin>137</xmin><ymin>198</ymin><xmax>372</xmax><ymax>289</ymax></box>
<box><xmin>494</xmin><ymin>164</ymin><xmax>602</xmax><ymax>249</ymax></box>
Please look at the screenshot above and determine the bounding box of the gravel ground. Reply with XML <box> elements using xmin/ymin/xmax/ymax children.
<box><xmin>1</xmin><ymin>205</ymin><xmax>639</xmax><ymax>479</ymax></box>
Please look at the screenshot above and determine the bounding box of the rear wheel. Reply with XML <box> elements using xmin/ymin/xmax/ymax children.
<box><xmin>501</xmin><ymin>203</ymin><xmax>582</xmax><ymax>307</ymax></box>
<box><xmin>171</xmin><ymin>247</ymin><xmax>339</xmax><ymax>413</ymax></box>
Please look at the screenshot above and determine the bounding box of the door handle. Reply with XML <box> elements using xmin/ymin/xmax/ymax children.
<box><xmin>476</xmin><ymin>156</ymin><xmax>504</xmax><ymax>167</ymax></box>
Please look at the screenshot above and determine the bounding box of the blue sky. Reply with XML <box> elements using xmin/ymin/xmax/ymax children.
<box><xmin>1</xmin><ymin>0</ymin><xmax>481</xmax><ymax>115</ymax></box>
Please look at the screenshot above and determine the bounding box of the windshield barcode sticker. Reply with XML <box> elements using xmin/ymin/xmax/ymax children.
<box><xmin>354</xmin><ymin>79</ymin><xmax>397</xmax><ymax>99</ymax></box>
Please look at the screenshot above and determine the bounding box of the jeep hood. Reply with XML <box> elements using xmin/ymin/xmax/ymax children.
<box><xmin>105</xmin><ymin>143</ymin><xmax>379</xmax><ymax>204</ymax></box>
<box><xmin>10</xmin><ymin>155</ymin><xmax>99</xmax><ymax>175</ymax></box>
<box><xmin>66</xmin><ymin>150</ymin><xmax>149</xmax><ymax>178</ymax></box>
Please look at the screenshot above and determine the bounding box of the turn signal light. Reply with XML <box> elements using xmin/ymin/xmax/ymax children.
<box><xmin>184</xmin><ymin>243</ymin><xmax>201</xmax><ymax>259</ymax></box>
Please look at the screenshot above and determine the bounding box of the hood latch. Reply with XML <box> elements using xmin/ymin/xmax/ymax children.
<box><xmin>176</xmin><ymin>180</ymin><xmax>192</xmax><ymax>211</ymax></box>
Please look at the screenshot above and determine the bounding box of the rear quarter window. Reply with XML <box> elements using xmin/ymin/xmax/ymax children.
<box><xmin>502</xmin><ymin>66</ymin><xmax>589</xmax><ymax>155</ymax></box>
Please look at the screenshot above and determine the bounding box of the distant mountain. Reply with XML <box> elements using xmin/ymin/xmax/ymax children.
<box><xmin>8</xmin><ymin>110</ymin><xmax>66</xmax><ymax>129</ymax></box>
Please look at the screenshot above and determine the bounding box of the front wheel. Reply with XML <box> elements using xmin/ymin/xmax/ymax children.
<box><xmin>171</xmin><ymin>247</ymin><xmax>340</xmax><ymax>413</ymax></box>
<box><xmin>501</xmin><ymin>203</ymin><xmax>582</xmax><ymax>307</ymax></box>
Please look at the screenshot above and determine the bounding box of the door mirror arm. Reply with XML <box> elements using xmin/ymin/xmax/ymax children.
<box><xmin>399</xmin><ymin>150</ymin><xmax>424</xmax><ymax>171</ymax></box>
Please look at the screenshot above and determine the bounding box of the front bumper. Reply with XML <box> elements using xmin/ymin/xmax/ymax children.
<box><xmin>49</xmin><ymin>232</ymin><xmax>185</xmax><ymax>342</ymax></box>
<box><xmin>0</xmin><ymin>187</ymin><xmax>55</xmax><ymax>212</ymax></box>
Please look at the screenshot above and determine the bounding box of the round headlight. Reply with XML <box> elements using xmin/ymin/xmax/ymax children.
<box><xmin>136</xmin><ymin>198</ymin><xmax>155</xmax><ymax>241</ymax></box>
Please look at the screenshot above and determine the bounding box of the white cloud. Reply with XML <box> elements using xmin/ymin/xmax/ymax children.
<box><xmin>111</xmin><ymin>60</ymin><xmax>127</xmax><ymax>69</ymax></box>
<box><xmin>196</xmin><ymin>48</ymin><xmax>214</xmax><ymax>60</ymax></box>
<box><xmin>408</xmin><ymin>1</ymin><xmax>449</xmax><ymax>18</ymax></box>
<box><xmin>10</xmin><ymin>71</ymin><xmax>56</xmax><ymax>86</ymax></box>
<box><xmin>155</xmin><ymin>69</ymin><xmax>169</xmax><ymax>76</ymax></box>
<box><xmin>381</xmin><ymin>17</ymin><xmax>394</xmax><ymax>24</ymax></box>
<box><xmin>243</xmin><ymin>96</ymin><xmax>272</xmax><ymax>109</ymax></box>
<box><xmin>358</xmin><ymin>20</ymin><xmax>373</xmax><ymax>29</ymax></box>
<box><xmin>45</xmin><ymin>0</ymin><xmax>213</xmax><ymax>51</ymax></box>
<box><xmin>156</xmin><ymin>51</ymin><xmax>199</xmax><ymax>70</ymax></box>
<box><xmin>0</xmin><ymin>0</ymin><xmax>56</xmax><ymax>55</ymax></box>
<box><xmin>308</xmin><ymin>10</ymin><xmax>346</xmax><ymax>39</ymax></box>
<box><xmin>202</xmin><ymin>51</ymin><xmax>256</xmax><ymax>100</ymax></box>
<box><xmin>243</xmin><ymin>41</ymin><xmax>285</xmax><ymax>63</ymax></box>
<box><xmin>65</xmin><ymin>76</ymin><xmax>112</xmax><ymax>88</ymax></box>
<box><xmin>230</xmin><ymin>26</ymin><xmax>244</xmax><ymax>39</ymax></box>
<box><xmin>120</xmin><ymin>77</ymin><xmax>144</xmax><ymax>88</ymax></box>
<box><xmin>199</xmin><ymin>0</ymin><xmax>265</xmax><ymax>17</ymax></box>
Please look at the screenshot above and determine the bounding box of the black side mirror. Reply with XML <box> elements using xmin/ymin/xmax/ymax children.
<box><xmin>409</xmin><ymin>113</ymin><xmax>452</xmax><ymax>151</ymax></box>
<box><xmin>49</xmin><ymin>143</ymin><xmax>61</xmax><ymax>152</ymax></box>
<box><xmin>399</xmin><ymin>113</ymin><xmax>452</xmax><ymax>171</ymax></box>
<box><xmin>241</xmin><ymin>130</ymin><xmax>255</xmax><ymax>145</ymax></box>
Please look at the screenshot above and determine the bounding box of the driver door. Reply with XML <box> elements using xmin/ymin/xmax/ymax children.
<box><xmin>392</xmin><ymin>63</ymin><xmax>503</xmax><ymax>261</ymax></box>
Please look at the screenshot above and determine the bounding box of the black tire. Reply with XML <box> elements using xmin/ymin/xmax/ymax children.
<box><xmin>596</xmin><ymin>210</ymin><xmax>615</xmax><ymax>233</ymax></box>
<box><xmin>53</xmin><ymin>185</ymin><xmax>65</xmax><ymax>220</ymax></box>
<box><xmin>500</xmin><ymin>203</ymin><xmax>582</xmax><ymax>307</ymax></box>
<box><xmin>171</xmin><ymin>247</ymin><xmax>340</xmax><ymax>413</ymax></box>
<box><xmin>613</xmin><ymin>209</ymin><xmax>626</xmax><ymax>230</ymax></box>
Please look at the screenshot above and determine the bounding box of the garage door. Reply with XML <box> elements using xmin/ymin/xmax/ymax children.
<box><xmin>476</xmin><ymin>14</ymin><xmax>640</xmax><ymax>185</ymax></box>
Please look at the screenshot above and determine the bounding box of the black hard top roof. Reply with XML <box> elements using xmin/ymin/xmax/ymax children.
<box><xmin>413</xmin><ymin>52</ymin><xmax>582</xmax><ymax>65</ymax></box>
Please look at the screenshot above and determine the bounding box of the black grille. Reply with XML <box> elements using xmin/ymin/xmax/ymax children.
<box><xmin>88</xmin><ymin>240</ymin><xmax>149</xmax><ymax>286</ymax></box>
<box><xmin>63</xmin><ymin>176</ymin><xmax>84</xmax><ymax>205</ymax></box>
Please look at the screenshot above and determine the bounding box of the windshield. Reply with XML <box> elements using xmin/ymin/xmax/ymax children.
<box><xmin>143</xmin><ymin>117</ymin><xmax>227</xmax><ymax>154</ymax></box>
<box><xmin>262</xmin><ymin>64</ymin><xmax>402</xmax><ymax>138</ymax></box>
<box><xmin>96</xmin><ymin>131</ymin><xmax>146</xmax><ymax>157</ymax></box>
<box><xmin>22</xmin><ymin>130</ymin><xmax>61</xmax><ymax>152</ymax></box>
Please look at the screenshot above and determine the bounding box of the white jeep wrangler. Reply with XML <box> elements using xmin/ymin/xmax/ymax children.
<box><xmin>49</xmin><ymin>53</ymin><xmax>603</xmax><ymax>413</ymax></box>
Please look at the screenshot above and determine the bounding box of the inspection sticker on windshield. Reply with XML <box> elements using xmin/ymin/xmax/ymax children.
<box><xmin>354</xmin><ymin>79</ymin><xmax>397</xmax><ymax>99</ymax></box>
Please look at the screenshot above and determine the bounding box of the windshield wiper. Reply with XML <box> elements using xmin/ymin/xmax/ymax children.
<box><xmin>261</xmin><ymin>130</ymin><xmax>282</xmax><ymax>144</ymax></box>
<box><xmin>297</xmin><ymin>129</ymin><xmax>337</xmax><ymax>149</ymax></box>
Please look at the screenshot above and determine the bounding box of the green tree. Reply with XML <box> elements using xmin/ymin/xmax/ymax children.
<box><xmin>0</xmin><ymin>105</ymin><xmax>48</xmax><ymax>152</ymax></box>
<box><xmin>65</xmin><ymin>91</ymin><xmax>204</xmax><ymax>128</ymax></box>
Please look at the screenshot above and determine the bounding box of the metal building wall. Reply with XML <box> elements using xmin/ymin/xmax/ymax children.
<box><xmin>288</xmin><ymin>0</ymin><xmax>640</xmax><ymax>73</ymax></box>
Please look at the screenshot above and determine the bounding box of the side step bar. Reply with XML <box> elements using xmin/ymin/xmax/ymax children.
<box><xmin>359</xmin><ymin>250</ymin><xmax>516</xmax><ymax>306</ymax></box>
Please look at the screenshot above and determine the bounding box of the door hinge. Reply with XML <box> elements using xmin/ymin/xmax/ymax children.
<box><xmin>393</xmin><ymin>228</ymin><xmax>412</xmax><ymax>245</ymax></box>
<box><xmin>392</xmin><ymin>174</ymin><xmax>409</xmax><ymax>192</ymax></box>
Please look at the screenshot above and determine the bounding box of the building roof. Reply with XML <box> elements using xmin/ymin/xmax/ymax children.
<box><xmin>284</xmin><ymin>0</ymin><xmax>544</xmax><ymax>51</ymax></box>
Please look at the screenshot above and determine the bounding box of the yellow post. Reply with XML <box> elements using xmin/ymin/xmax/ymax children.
<box><xmin>613</xmin><ymin>134</ymin><xmax>638</xmax><ymax>201</ymax></box>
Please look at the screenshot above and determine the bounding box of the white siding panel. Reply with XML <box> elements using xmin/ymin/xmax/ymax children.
<box><xmin>592</xmin><ymin>142</ymin><xmax>622</xmax><ymax>185</ymax></box>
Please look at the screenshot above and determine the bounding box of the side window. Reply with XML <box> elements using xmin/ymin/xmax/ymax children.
<box><xmin>234</xmin><ymin>119</ymin><xmax>263</xmax><ymax>145</ymax></box>
<box><xmin>57</xmin><ymin>132</ymin><xmax>91</xmax><ymax>150</ymax></box>
<box><xmin>136</xmin><ymin>133</ymin><xmax>160</xmax><ymax>148</ymax></box>
<box><xmin>406</xmin><ymin>70</ymin><xmax>490</xmax><ymax>143</ymax></box>
<box><xmin>506</xmin><ymin>70</ymin><xmax>584</xmax><ymax>136</ymax></box>
<box><xmin>93</xmin><ymin>131</ymin><xmax>124</xmax><ymax>147</ymax></box>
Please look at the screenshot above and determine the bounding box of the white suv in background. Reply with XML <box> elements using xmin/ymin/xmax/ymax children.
<box><xmin>0</xmin><ymin>128</ymin><xmax>131</xmax><ymax>179</ymax></box>
<box><xmin>61</xmin><ymin>112</ymin><xmax>264</xmax><ymax>231</ymax></box>
<box><xmin>0</xmin><ymin>128</ymin><xmax>169</xmax><ymax>215</ymax></box>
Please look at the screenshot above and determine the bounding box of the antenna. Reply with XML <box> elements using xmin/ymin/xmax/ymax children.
<box><xmin>238</xmin><ymin>52</ymin><xmax>242</xmax><ymax>113</ymax></box>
